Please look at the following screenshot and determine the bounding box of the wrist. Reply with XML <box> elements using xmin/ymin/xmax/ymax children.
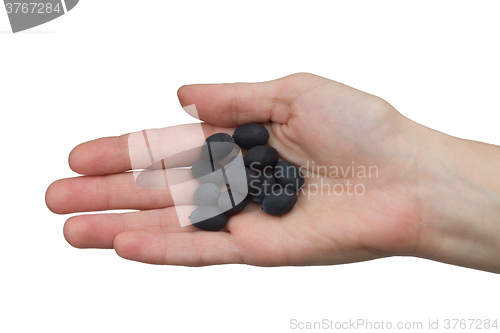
<box><xmin>411</xmin><ymin>122</ymin><xmax>500</xmax><ymax>273</ymax></box>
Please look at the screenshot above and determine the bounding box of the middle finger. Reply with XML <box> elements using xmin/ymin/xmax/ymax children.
<box><xmin>47</xmin><ymin>169</ymin><xmax>209</xmax><ymax>214</ymax></box>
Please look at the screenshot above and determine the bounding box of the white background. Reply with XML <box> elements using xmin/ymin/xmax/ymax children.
<box><xmin>1</xmin><ymin>1</ymin><xmax>499</xmax><ymax>332</ymax></box>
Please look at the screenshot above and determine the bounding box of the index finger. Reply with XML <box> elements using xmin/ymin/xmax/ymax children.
<box><xmin>69</xmin><ymin>123</ymin><xmax>235</xmax><ymax>176</ymax></box>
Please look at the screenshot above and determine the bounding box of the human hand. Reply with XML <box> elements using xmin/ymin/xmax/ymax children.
<box><xmin>46</xmin><ymin>73</ymin><xmax>500</xmax><ymax>272</ymax></box>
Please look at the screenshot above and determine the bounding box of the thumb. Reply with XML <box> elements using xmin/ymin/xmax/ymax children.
<box><xmin>177</xmin><ymin>74</ymin><xmax>302</xmax><ymax>126</ymax></box>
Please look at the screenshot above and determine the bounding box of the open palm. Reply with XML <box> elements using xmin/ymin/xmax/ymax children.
<box><xmin>46</xmin><ymin>73</ymin><xmax>422</xmax><ymax>266</ymax></box>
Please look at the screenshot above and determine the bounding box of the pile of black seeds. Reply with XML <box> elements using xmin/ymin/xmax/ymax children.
<box><xmin>189</xmin><ymin>123</ymin><xmax>304</xmax><ymax>231</ymax></box>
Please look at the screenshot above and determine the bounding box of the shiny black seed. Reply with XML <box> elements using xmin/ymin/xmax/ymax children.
<box><xmin>251</xmin><ymin>169</ymin><xmax>278</xmax><ymax>204</ymax></box>
<box><xmin>262</xmin><ymin>187</ymin><xmax>298</xmax><ymax>216</ymax></box>
<box><xmin>191</xmin><ymin>160</ymin><xmax>225</xmax><ymax>184</ymax></box>
<box><xmin>202</xmin><ymin>133</ymin><xmax>234</xmax><ymax>161</ymax></box>
<box><xmin>218</xmin><ymin>189</ymin><xmax>248</xmax><ymax>215</ymax></box>
<box><xmin>225</xmin><ymin>166</ymin><xmax>261</xmax><ymax>195</ymax></box>
<box><xmin>189</xmin><ymin>206</ymin><xmax>228</xmax><ymax>231</ymax></box>
<box><xmin>194</xmin><ymin>183</ymin><xmax>221</xmax><ymax>207</ymax></box>
<box><xmin>233</xmin><ymin>123</ymin><xmax>270</xmax><ymax>149</ymax></box>
<box><xmin>274</xmin><ymin>160</ymin><xmax>305</xmax><ymax>192</ymax></box>
<box><xmin>245</xmin><ymin>145</ymin><xmax>279</xmax><ymax>170</ymax></box>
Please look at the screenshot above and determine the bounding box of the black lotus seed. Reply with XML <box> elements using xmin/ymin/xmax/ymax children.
<box><xmin>194</xmin><ymin>183</ymin><xmax>221</xmax><ymax>207</ymax></box>
<box><xmin>233</xmin><ymin>123</ymin><xmax>270</xmax><ymax>149</ymax></box>
<box><xmin>274</xmin><ymin>160</ymin><xmax>305</xmax><ymax>192</ymax></box>
<box><xmin>201</xmin><ymin>133</ymin><xmax>234</xmax><ymax>161</ymax></box>
<box><xmin>245</xmin><ymin>145</ymin><xmax>279</xmax><ymax>170</ymax></box>
<box><xmin>191</xmin><ymin>160</ymin><xmax>225</xmax><ymax>184</ymax></box>
<box><xmin>218</xmin><ymin>189</ymin><xmax>248</xmax><ymax>215</ymax></box>
<box><xmin>262</xmin><ymin>187</ymin><xmax>298</xmax><ymax>216</ymax></box>
<box><xmin>189</xmin><ymin>206</ymin><xmax>228</xmax><ymax>231</ymax></box>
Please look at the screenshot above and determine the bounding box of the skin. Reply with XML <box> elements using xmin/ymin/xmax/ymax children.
<box><xmin>45</xmin><ymin>73</ymin><xmax>500</xmax><ymax>273</ymax></box>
